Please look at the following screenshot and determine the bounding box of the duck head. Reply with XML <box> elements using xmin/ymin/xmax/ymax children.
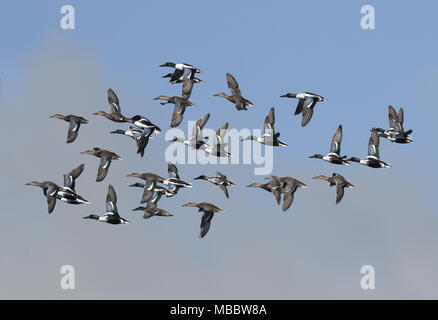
<box><xmin>110</xmin><ymin>129</ymin><xmax>125</xmax><ymax>134</ymax></box>
<box><xmin>309</xmin><ymin>154</ymin><xmax>324</xmax><ymax>159</ymax></box>
<box><xmin>26</xmin><ymin>181</ymin><xmax>44</xmax><ymax>187</ymax></box>
<box><xmin>160</xmin><ymin>62</ymin><xmax>176</xmax><ymax>68</ymax></box>
<box><xmin>213</xmin><ymin>93</ymin><xmax>230</xmax><ymax>98</ymax></box>
<box><xmin>83</xmin><ymin>214</ymin><xmax>100</xmax><ymax>220</ymax></box>
<box><xmin>182</xmin><ymin>202</ymin><xmax>199</xmax><ymax>208</ymax></box>
<box><xmin>80</xmin><ymin>150</ymin><xmax>96</xmax><ymax>156</ymax></box>
<box><xmin>194</xmin><ymin>175</ymin><xmax>207</xmax><ymax>180</ymax></box>
<box><xmin>126</xmin><ymin>173</ymin><xmax>142</xmax><ymax>178</ymax></box>
<box><xmin>280</xmin><ymin>93</ymin><xmax>297</xmax><ymax>98</ymax></box>
<box><xmin>93</xmin><ymin>111</ymin><xmax>109</xmax><ymax>117</ymax></box>
<box><xmin>241</xmin><ymin>135</ymin><xmax>256</xmax><ymax>141</ymax></box>
<box><xmin>132</xmin><ymin>206</ymin><xmax>146</xmax><ymax>212</ymax></box>
<box><xmin>49</xmin><ymin>114</ymin><xmax>65</xmax><ymax>120</ymax></box>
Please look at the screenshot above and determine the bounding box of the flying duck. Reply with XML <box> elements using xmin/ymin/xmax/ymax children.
<box><xmin>93</xmin><ymin>88</ymin><xmax>131</xmax><ymax>123</ymax></box>
<box><xmin>214</xmin><ymin>73</ymin><xmax>254</xmax><ymax>111</ymax></box>
<box><xmin>266</xmin><ymin>176</ymin><xmax>308</xmax><ymax>212</ymax></box>
<box><xmin>194</xmin><ymin>172</ymin><xmax>235</xmax><ymax>198</ymax></box>
<box><xmin>49</xmin><ymin>114</ymin><xmax>89</xmax><ymax>143</ymax></box>
<box><xmin>182</xmin><ymin>202</ymin><xmax>224</xmax><ymax>238</ymax></box>
<box><xmin>81</xmin><ymin>147</ymin><xmax>122</xmax><ymax>181</ymax></box>
<box><xmin>153</xmin><ymin>95</ymin><xmax>196</xmax><ymax>128</ymax></box>
<box><xmin>169</xmin><ymin>113</ymin><xmax>210</xmax><ymax>149</ymax></box>
<box><xmin>280</xmin><ymin>92</ymin><xmax>327</xmax><ymax>127</ymax></box>
<box><xmin>83</xmin><ymin>185</ymin><xmax>130</xmax><ymax>224</ymax></box>
<box><xmin>247</xmin><ymin>177</ymin><xmax>283</xmax><ymax>205</ymax></box>
<box><xmin>309</xmin><ymin>125</ymin><xmax>350</xmax><ymax>165</ymax></box>
<box><xmin>159</xmin><ymin>62</ymin><xmax>201</xmax><ymax>83</ymax></box>
<box><xmin>110</xmin><ymin>126</ymin><xmax>153</xmax><ymax>158</ymax></box>
<box><xmin>375</xmin><ymin>105</ymin><xmax>413</xmax><ymax>144</ymax></box>
<box><xmin>199</xmin><ymin>122</ymin><xmax>232</xmax><ymax>157</ymax></box>
<box><xmin>348</xmin><ymin>129</ymin><xmax>391</xmax><ymax>168</ymax></box>
<box><xmin>242</xmin><ymin>107</ymin><xmax>287</xmax><ymax>146</ymax></box>
<box><xmin>313</xmin><ymin>173</ymin><xmax>354</xmax><ymax>204</ymax></box>
<box><xmin>132</xmin><ymin>202</ymin><xmax>173</xmax><ymax>219</ymax></box>
<box><xmin>126</xmin><ymin>172</ymin><xmax>167</xmax><ymax>203</ymax></box>
<box><xmin>26</xmin><ymin>164</ymin><xmax>89</xmax><ymax>214</ymax></box>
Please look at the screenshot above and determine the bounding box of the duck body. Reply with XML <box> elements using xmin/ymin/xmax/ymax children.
<box><xmin>49</xmin><ymin>114</ymin><xmax>89</xmax><ymax>143</ymax></box>
<box><xmin>348</xmin><ymin>129</ymin><xmax>391</xmax><ymax>169</ymax></box>
<box><xmin>153</xmin><ymin>95</ymin><xmax>196</xmax><ymax>128</ymax></box>
<box><xmin>375</xmin><ymin>105</ymin><xmax>414</xmax><ymax>144</ymax></box>
<box><xmin>81</xmin><ymin>147</ymin><xmax>122</xmax><ymax>182</ymax></box>
<box><xmin>309</xmin><ymin>125</ymin><xmax>349</xmax><ymax>165</ymax></box>
<box><xmin>214</xmin><ymin>73</ymin><xmax>253</xmax><ymax>111</ymax></box>
<box><xmin>194</xmin><ymin>172</ymin><xmax>235</xmax><ymax>198</ymax></box>
<box><xmin>313</xmin><ymin>173</ymin><xmax>354</xmax><ymax>204</ymax></box>
<box><xmin>280</xmin><ymin>92</ymin><xmax>327</xmax><ymax>127</ymax></box>
<box><xmin>83</xmin><ymin>185</ymin><xmax>129</xmax><ymax>225</ymax></box>
<box><xmin>160</xmin><ymin>62</ymin><xmax>201</xmax><ymax>83</ymax></box>
<box><xmin>242</xmin><ymin>108</ymin><xmax>288</xmax><ymax>147</ymax></box>
<box><xmin>94</xmin><ymin>88</ymin><xmax>131</xmax><ymax>123</ymax></box>
<box><xmin>26</xmin><ymin>164</ymin><xmax>90</xmax><ymax>213</ymax></box>
<box><xmin>182</xmin><ymin>202</ymin><xmax>224</xmax><ymax>238</ymax></box>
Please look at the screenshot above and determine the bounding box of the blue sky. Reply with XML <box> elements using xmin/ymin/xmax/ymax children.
<box><xmin>0</xmin><ymin>0</ymin><xmax>437</xmax><ymax>299</ymax></box>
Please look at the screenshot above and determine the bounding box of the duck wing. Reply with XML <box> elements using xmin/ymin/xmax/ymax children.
<box><xmin>396</xmin><ymin>107</ymin><xmax>405</xmax><ymax>133</ymax></box>
<box><xmin>63</xmin><ymin>163</ymin><xmax>85</xmax><ymax>190</ymax></box>
<box><xmin>330</xmin><ymin>125</ymin><xmax>343</xmax><ymax>155</ymax></box>
<box><xmin>226</xmin><ymin>73</ymin><xmax>242</xmax><ymax>97</ymax></box>
<box><xmin>97</xmin><ymin>157</ymin><xmax>111</xmax><ymax>182</ymax></box>
<box><xmin>388</xmin><ymin>105</ymin><xmax>397</xmax><ymax>131</ymax></box>
<box><xmin>47</xmin><ymin>195</ymin><xmax>56</xmax><ymax>214</ymax></box>
<box><xmin>263</xmin><ymin>107</ymin><xmax>275</xmax><ymax>136</ymax></box>
<box><xmin>170</xmin><ymin>100</ymin><xmax>185</xmax><ymax>128</ymax></box>
<box><xmin>105</xmin><ymin>185</ymin><xmax>120</xmax><ymax>218</ymax></box>
<box><xmin>67</xmin><ymin>120</ymin><xmax>81</xmax><ymax>143</ymax></box>
<box><xmin>219</xmin><ymin>184</ymin><xmax>229</xmax><ymax>198</ymax></box>
<box><xmin>107</xmin><ymin>88</ymin><xmax>121</xmax><ymax>112</ymax></box>
<box><xmin>301</xmin><ymin>105</ymin><xmax>314</xmax><ymax>127</ymax></box>
<box><xmin>182</xmin><ymin>77</ymin><xmax>194</xmax><ymax>100</ymax></box>
<box><xmin>135</xmin><ymin>133</ymin><xmax>149</xmax><ymax>158</ymax></box>
<box><xmin>282</xmin><ymin>190</ymin><xmax>296</xmax><ymax>212</ymax></box>
<box><xmin>141</xmin><ymin>179</ymin><xmax>156</xmax><ymax>203</ymax></box>
<box><xmin>168</xmin><ymin>162</ymin><xmax>180</xmax><ymax>179</ymax></box>
<box><xmin>368</xmin><ymin>129</ymin><xmax>380</xmax><ymax>158</ymax></box>
<box><xmin>200</xmin><ymin>210</ymin><xmax>214</xmax><ymax>238</ymax></box>
<box><xmin>335</xmin><ymin>184</ymin><xmax>345</xmax><ymax>204</ymax></box>
<box><xmin>170</xmin><ymin>68</ymin><xmax>185</xmax><ymax>83</ymax></box>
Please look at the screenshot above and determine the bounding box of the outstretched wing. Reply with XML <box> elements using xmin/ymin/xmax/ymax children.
<box><xmin>368</xmin><ymin>129</ymin><xmax>380</xmax><ymax>158</ymax></box>
<box><xmin>219</xmin><ymin>184</ymin><xmax>229</xmax><ymax>198</ymax></box>
<box><xmin>330</xmin><ymin>125</ymin><xmax>343</xmax><ymax>155</ymax></box>
<box><xmin>226</xmin><ymin>73</ymin><xmax>242</xmax><ymax>97</ymax></box>
<box><xmin>388</xmin><ymin>105</ymin><xmax>397</xmax><ymax>130</ymax></box>
<box><xmin>168</xmin><ymin>162</ymin><xmax>179</xmax><ymax>179</ymax></box>
<box><xmin>215</xmin><ymin>122</ymin><xmax>228</xmax><ymax>145</ymax></box>
<box><xmin>106</xmin><ymin>185</ymin><xmax>119</xmax><ymax>217</ymax></box>
<box><xmin>107</xmin><ymin>88</ymin><xmax>121</xmax><ymax>112</ymax></box>
<box><xmin>336</xmin><ymin>185</ymin><xmax>345</xmax><ymax>205</ymax></box>
<box><xmin>200</xmin><ymin>210</ymin><xmax>214</xmax><ymax>238</ymax></box>
<box><xmin>67</xmin><ymin>120</ymin><xmax>81</xmax><ymax>143</ymax></box>
<box><xmin>397</xmin><ymin>107</ymin><xmax>405</xmax><ymax>133</ymax></box>
<box><xmin>170</xmin><ymin>100</ymin><xmax>185</xmax><ymax>128</ymax></box>
<box><xmin>182</xmin><ymin>77</ymin><xmax>194</xmax><ymax>100</ymax></box>
<box><xmin>301</xmin><ymin>106</ymin><xmax>314</xmax><ymax>127</ymax></box>
<box><xmin>263</xmin><ymin>107</ymin><xmax>275</xmax><ymax>135</ymax></box>
<box><xmin>97</xmin><ymin>158</ymin><xmax>111</xmax><ymax>182</ymax></box>
<box><xmin>64</xmin><ymin>163</ymin><xmax>85</xmax><ymax>190</ymax></box>
<box><xmin>282</xmin><ymin>191</ymin><xmax>295</xmax><ymax>212</ymax></box>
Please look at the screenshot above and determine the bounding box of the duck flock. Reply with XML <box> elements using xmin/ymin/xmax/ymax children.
<box><xmin>26</xmin><ymin>62</ymin><xmax>414</xmax><ymax>238</ymax></box>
